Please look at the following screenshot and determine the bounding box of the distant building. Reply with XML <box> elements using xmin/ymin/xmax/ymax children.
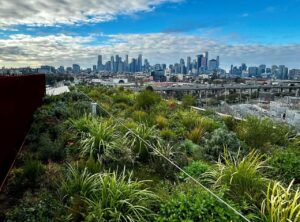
<box><xmin>248</xmin><ymin>67</ymin><xmax>258</xmax><ymax>76</ymax></box>
<box><xmin>72</xmin><ymin>64</ymin><xmax>80</xmax><ymax>74</ymax></box>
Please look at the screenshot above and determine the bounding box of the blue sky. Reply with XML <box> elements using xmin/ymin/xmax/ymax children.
<box><xmin>0</xmin><ymin>0</ymin><xmax>300</xmax><ymax>69</ymax></box>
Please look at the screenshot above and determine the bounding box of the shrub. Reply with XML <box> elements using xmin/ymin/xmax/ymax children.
<box><xmin>112</xmin><ymin>94</ymin><xmax>133</xmax><ymax>105</ymax></box>
<box><xmin>223</xmin><ymin>116</ymin><xmax>238</xmax><ymax>131</ymax></box>
<box><xmin>178</xmin><ymin>110</ymin><xmax>202</xmax><ymax>130</ymax></box>
<box><xmin>182</xmin><ymin>94</ymin><xmax>196</xmax><ymax>108</ymax></box>
<box><xmin>261</xmin><ymin>181</ymin><xmax>300</xmax><ymax>222</ymax></box>
<box><xmin>179</xmin><ymin>160</ymin><xmax>211</xmax><ymax>181</ymax></box>
<box><xmin>9</xmin><ymin>158</ymin><xmax>45</xmax><ymax>193</ymax></box>
<box><xmin>186</xmin><ymin>126</ymin><xmax>205</xmax><ymax>144</ymax></box>
<box><xmin>151</xmin><ymin>141</ymin><xmax>187</xmax><ymax>177</ymax></box>
<box><xmin>203</xmin><ymin>128</ymin><xmax>244</xmax><ymax>161</ymax></box>
<box><xmin>155</xmin><ymin>115</ymin><xmax>168</xmax><ymax>129</ymax></box>
<box><xmin>200</xmin><ymin>117</ymin><xmax>221</xmax><ymax>133</ymax></box>
<box><xmin>5</xmin><ymin>192</ymin><xmax>61</xmax><ymax>222</ymax></box>
<box><xmin>180</xmin><ymin>139</ymin><xmax>202</xmax><ymax>159</ymax></box>
<box><xmin>131</xmin><ymin>110</ymin><xmax>148</xmax><ymax>123</ymax></box>
<box><xmin>160</xmin><ymin>128</ymin><xmax>176</xmax><ymax>141</ymax></box>
<box><xmin>208</xmin><ymin>150</ymin><xmax>267</xmax><ymax>203</ymax></box>
<box><xmin>36</xmin><ymin>133</ymin><xmax>65</xmax><ymax>162</ymax></box>
<box><xmin>136</xmin><ymin>90</ymin><xmax>161</xmax><ymax>110</ymax></box>
<box><xmin>236</xmin><ymin>116</ymin><xmax>290</xmax><ymax>151</ymax></box>
<box><xmin>157</xmin><ymin>184</ymin><xmax>241</xmax><ymax>222</ymax></box>
<box><xmin>268</xmin><ymin>147</ymin><xmax>300</xmax><ymax>184</ymax></box>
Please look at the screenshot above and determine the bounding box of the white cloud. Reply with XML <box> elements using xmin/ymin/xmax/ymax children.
<box><xmin>0</xmin><ymin>33</ymin><xmax>300</xmax><ymax>69</ymax></box>
<box><xmin>0</xmin><ymin>0</ymin><xmax>181</xmax><ymax>27</ymax></box>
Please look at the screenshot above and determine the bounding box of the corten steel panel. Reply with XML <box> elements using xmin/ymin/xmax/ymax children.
<box><xmin>0</xmin><ymin>75</ymin><xmax>45</xmax><ymax>184</ymax></box>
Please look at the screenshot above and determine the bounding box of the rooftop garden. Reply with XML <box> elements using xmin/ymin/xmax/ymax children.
<box><xmin>1</xmin><ymin>85</ymin><xmax>300</xmax><ymax>222</ymax></box>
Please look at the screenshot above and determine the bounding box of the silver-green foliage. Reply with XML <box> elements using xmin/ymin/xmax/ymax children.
<box><xmin>61</xmin><ymin>165</ymin><xmax>157</xmax><ymax>222</ymax></box>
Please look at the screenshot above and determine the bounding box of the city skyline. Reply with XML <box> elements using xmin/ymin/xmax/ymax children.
<box><xmin>0</xmin><ymin>0</ymin><xmax>300</xmax><ymax>69</ymax></box>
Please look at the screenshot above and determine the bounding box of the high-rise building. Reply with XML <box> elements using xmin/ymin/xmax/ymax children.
<box><xmin>97</xmin><ymin>55</ymin><xmax>102</xmax><ymax>71</ymax></box>
<box><xmin>72</xmin><ymin>64</ymin><xmax>80</xmax><ymax>74</ymax></box>
<box><xmin>208</xmin><ymin>59</ymin><xmax>218</xmax><ymax>71</ymax></box>
<box><xmin>138</xmin><ymin>54</ymin><xmax>143</xmax><ymax>72</ymax></box>
<box><xmin>204</xmin><ymin>51</ymin><xmax>209</xmax><ymax>69</ymax></box>
<box><xmin>187</xmin><ymin>56</ymin><xmax>191</xmax><ymax>72</ymax></box>
<box><xmin>248</xmin><ymin>67</ymin><xmax>258</xmax><ymax>76</ymax></box>
<box><xmin>125</xmin><ymin>55</ymin><xmax>129</xmax><ymax>72</ymax></box>
<box><xmin>279</xmin><ymin>65</ymin><xmax>289</xmax><ymax>79</ymax></box>
<box><xmin>110</xmin><ymin>56</ymin><xmax>114</xmax><ymax>72</ymax></box>
<box><xmin>216</xmin><ymin>56</ymin><xmax>220</xmax><ymax>68</ymax></box>
<box><xmin>196</xmin><ymin>54</ymin><xmax>203</xmax><ymax>73</ymax></box>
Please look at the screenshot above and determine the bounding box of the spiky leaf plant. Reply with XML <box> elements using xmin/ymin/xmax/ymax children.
<box><xmin>261</xmin><ymin>180</ymin><xmax>300</xmax><ymax>222</ymax></box>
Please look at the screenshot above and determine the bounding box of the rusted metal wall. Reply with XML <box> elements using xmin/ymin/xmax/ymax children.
<box><xmin>0</xmin><ymin>74</ymin><xmax>45</xmax><ymax>183</ymax></box>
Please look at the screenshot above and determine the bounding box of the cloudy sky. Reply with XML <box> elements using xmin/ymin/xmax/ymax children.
<box><xmin>0</xmin><ymin>0</ymin><xmax>300</xmax><ymax>70</ymax></box>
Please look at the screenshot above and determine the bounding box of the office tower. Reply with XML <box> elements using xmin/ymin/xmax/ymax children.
<box><xmin>125</xmin><ymin>54</ymin><xmax>129</xmax><ymax>72</ymax></box>
<box><xmin>110</xmin><ymin>56</ymin><xmax>114</xmax><ymax>72</ymax></box>
<box><xmin>58</xmin><ymin>66</ymin><xmax>65</xmax><ymax>73</ymax></box>
<box><xmin>248</xmin><ymin>67</ymin><xmax>258</xmax><ymax>76</ymax></box>
<box><xmin>208</xmin><ymin>59</ymin><xmax>218</xmax><ymax>71</ymax></box>
<box><xmin>187</xmin><ymin>56</ymin><xmax>191</xmax><ymax>72</ymax></box>
<box><xmin>72</xmin><ymin>64</ymin><xmax>80</xmax><ymax>74</ymax></box>
<box><xmin>241</xmin><ymin>63</ymin><xmax>247</xmax><ymax>71</ymax></box>
<box><xmin>138</xmin><ymin>54</ymin><xmax>143</xmax><ymax>72</ymax></box>
<box><xmin>97</xmin><ymin>55</ymin><xmax>102</xmax><ymax>71</ymax></box>
<box><xmin>144</xmin><ymin>59</ymin><xmax>150</xmax><ymax>72</ymax></box>
<box><xmin>204</xmin><ymin>51</ymin><xmax>209</xmax><ymax>69</ymax></box>
<box><xmin>216</xmin><ymin>56</ymin><xmax>220</xmax><ymax>68</ymax></box>
<box><xmin>279</xmin><ymin>65</ymin><xmax>288</xmax><ymax>79</ymax></box>
<box><xmin>196</xmin><ymin>54</ymin><xmax>203</xmax><ymax>73</ymax></box>
<box><xmin>180</xmin><ymin>58</ymin><xmax>185</xmax><ymax>74</ymax></box>
<box><xmin>130</xmin><ymin>58</ymin><xmax>137</xmax><ymax>73</ymax></box>
<box><xmin>93</xmin><ymin>65</ymin><xmax>97</xmax><ymax>72</ymax></box>
<box><xmin>258</xmin><ymin>64</ymin><xmax>266</xmax><ymax>76</ymax></box>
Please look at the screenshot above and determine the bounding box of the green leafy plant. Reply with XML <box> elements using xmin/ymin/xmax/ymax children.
<box><xmin>179</xmin><ymin>160</ymin><xmax>211</xmax><ymax>181</ymax></box>
<box><xmin>79</xmin><ymin>118</ymin><xmax>119</xmax><ymax>160</ymax></box>
<box><xmin>136</xmin><ymin>89</ymin><xmax>161</xmax><ymax>110</ymax></box>
<box><xmin>182</xmin><ymin>94</ymin><xmax>196</xmax><ymax>108</ymax></box>
<box><xmin>60</xmin><ymin>165</ymin><xmax>157</xmax><ymax>222</ymax></box>
<box><xmin>160</xmin><ymin>128</ymin><xmax>176</xmax><ymax>140</ymax></box>
<box><xmin>208</xmin><ymin>149</ymin><xmax>268</xmax><ymax>203</ymax></box>
<box><xmin>203</xmin><ymin>128</ymin><xmax>244</xmax><ymax>161</ymax></box>
<box><xmin>237</xmin><ymin>116</ymin><xmax>290</xmax><ymax>151</ymax></box>
<box><xmin>268</xmin><ymin>147</ymin><xmax>300</xmax><ymax>184</ymax></box>
<box><xmin>125</xmin><ymin>124</ymin><xmax>160</xmax><ymax>162</ymax></box>
<box><xmin>261</xmin><ymin>180</ymin><xmax>300</xmax><ymax>222</ymax></box>
<box><xmin>157</xmin><ymin>184</ymin><xmax>241</xmax><ymax>222</ymax></box>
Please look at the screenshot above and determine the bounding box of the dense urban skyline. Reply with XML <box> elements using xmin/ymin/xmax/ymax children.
<box><xmin>0</xmin><ymin>0</ymin><xmax>300</xmax><ymax>69</ymax></box>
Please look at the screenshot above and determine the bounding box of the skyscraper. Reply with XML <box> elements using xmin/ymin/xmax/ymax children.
<box><xmin>72</xmin><ymin>64</ymin><xmax>80</xmax><ymax>74</ymax></box>
<box><xmin>196</xmin><ymin>54</ymin><xmax>203</xmax><ymax>73</ymax></box>
<box><xmin>110</xmin><ymin>56</ymin><xmax>114</xmax><ymax>72</ymax></box>
<box><xmin>204</xmin><ymin>51</ymin><xmax>209</xmax><ymax>70</ymax></box>
<box><xmin>97</xmin><ymin>55</ymin><xmax>102</xmax><ymax>71</ymax></box>
<box><xmin>138</xmin><ymin>54</ymin><xmax>143</xmax><ymax>72</ymax></box>
<box><xmin>125</xmin><ymin>54</ymin><xmax>129</xmax><ymax>72</ymax></box>
<box><xmin>187</xmin><ymin>56</ymin><xmax>191</xmax><ymax>72</ymax></box>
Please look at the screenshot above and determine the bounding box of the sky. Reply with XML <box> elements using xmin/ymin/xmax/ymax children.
<box><xmin>0</xmin><ymin>0</ymin><xmax>300</xmax><ymax>70</ymax></box>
